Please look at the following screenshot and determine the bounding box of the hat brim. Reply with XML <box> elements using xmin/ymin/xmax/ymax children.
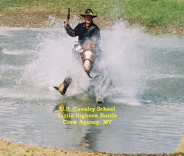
<box><xmin>80</xmin><ymin>14</ymin><xmax>97</xmax><ymax>18</ymax></box>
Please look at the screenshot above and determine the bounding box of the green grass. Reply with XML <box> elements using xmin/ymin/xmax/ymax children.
<box><xmin>121</xmin><ymin>0</ymin><xmax>184</xmax><ymax>28</ymax></box>
<box><xmin>0</xmin><ymin>0</ymin><xmax>184</xmax><ymax>29</ymax></box>
<box><xmin>0</xmin><ymin>0</ymin><xmax>123</xmax><ymax>18</ymax></box>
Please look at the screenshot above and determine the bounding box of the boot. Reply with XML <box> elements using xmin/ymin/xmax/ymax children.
<box><xmin>54</xmin><ymin>77</ymin><xmax>72</xmax><ymax>95</ymax></box>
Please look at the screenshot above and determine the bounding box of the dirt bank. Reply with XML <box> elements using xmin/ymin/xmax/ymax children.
<box><xmin>0</xmin><ymin>135</ymin><xmax>184</xmax><ymax>156</ymax></box>
<box><xmin>1</xmin><ymin>8</ymin><xmax>183</xmax><ymax>35</ymax></box>
<box><xmin>0</xmin><ymin>8</ymin><xmax>63</xmax><ymax>28</ymax></box>
<box><xmin>0</xmin><ymin>8</ymin><xmax>111</xmax><ymax>29</ymax></box>
<box><xmin>174</xmin><ymin>135</ymin><xmax>184</xmax><ymax>154</ymax></box>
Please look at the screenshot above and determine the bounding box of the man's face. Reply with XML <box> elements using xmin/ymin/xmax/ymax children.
<box><xmin>84</xmin><ymin>16</ymin><xmax>93</xmax><ymax>24</ymax></box>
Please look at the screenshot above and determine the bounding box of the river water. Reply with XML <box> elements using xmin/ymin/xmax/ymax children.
<box><xmin>0</xmin><ymin>23</ymin><xmax>184</xmax><ymax>154</ymax></box>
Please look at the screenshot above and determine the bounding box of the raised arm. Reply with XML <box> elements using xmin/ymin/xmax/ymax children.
<box><xmin>64</xmin><ymin>19</ymin><xmax>78</xmax><ymax>37</ymax></box>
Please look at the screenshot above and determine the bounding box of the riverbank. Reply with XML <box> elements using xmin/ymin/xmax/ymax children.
<box><xmin>0</xmin><ymin>0</ymin><xmax>184</xmax><ymax>35</ymax></box>
<box><xmin>0</xmin><ymin>135</ymin><xmax>184</xmax><ymax>156</ymax></box>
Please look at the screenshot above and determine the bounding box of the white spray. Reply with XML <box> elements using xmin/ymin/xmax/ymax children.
<box><xmin>21</xmin><ymin>17</ymin><xmax>142</xmax><ymax>105</ymax></box>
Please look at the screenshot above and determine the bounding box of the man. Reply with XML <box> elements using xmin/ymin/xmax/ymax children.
<box><xmin>64</xmin><ymin>8</ymin><xmax>100</xmax><ymax>54</ymax></box>
<box><xmin>54</xmin><ymin>9</ymin><xmax>101</xmax><ymax>97</ymax></box>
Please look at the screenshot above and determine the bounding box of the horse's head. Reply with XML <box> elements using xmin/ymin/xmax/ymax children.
<box><xmin>82</xmin><ymin>50</ymin><xmax>94</xmax><ymax>72</ymax></box>
<box><xmin>81</xmin><ymin>42</ymin><xmax>95</xmax><ymax>73</ymax></box>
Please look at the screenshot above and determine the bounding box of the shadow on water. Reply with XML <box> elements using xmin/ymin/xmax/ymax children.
<box><xmin>53</xmin><ymin>102</ymin><xmax>91</xmax><ymax>150</ymax></box>
<box><xmin>53</xmin><ymin>99</ymin><xmax>120</xmax><ymax>152</ymax></box>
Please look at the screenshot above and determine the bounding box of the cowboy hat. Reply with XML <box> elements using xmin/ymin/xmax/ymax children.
<box><xmin>80</xmin><ymin>9</ymin><xmax>97</xmax><ymax>18</ymax></box>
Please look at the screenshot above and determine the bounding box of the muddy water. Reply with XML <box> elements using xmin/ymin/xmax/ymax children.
<box><xmin>0</xmin><ymin>25</ymin><xmax>184</xmax><ymax>153</ymax></box>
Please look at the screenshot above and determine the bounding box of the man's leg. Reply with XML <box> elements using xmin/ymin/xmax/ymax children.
<box><xmin>95</xmin><ymin>69</ymin><xmax>114</xmax><ymax>104</ymax></box>
<box><xmin>95</xmin><ymin>73</ymin><xmax>106</xmax><ymax>104</ymax></box>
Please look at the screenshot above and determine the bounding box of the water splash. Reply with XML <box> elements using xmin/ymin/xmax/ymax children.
<box><xmin>100</xmin><ymin>22</ymin><xmax>142</xmax><ymax>105</ymax></box>
<box><xmin>19</xmin><ymin>19</ymin><xmax>143</xmax><ymax>105</ymax></box>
